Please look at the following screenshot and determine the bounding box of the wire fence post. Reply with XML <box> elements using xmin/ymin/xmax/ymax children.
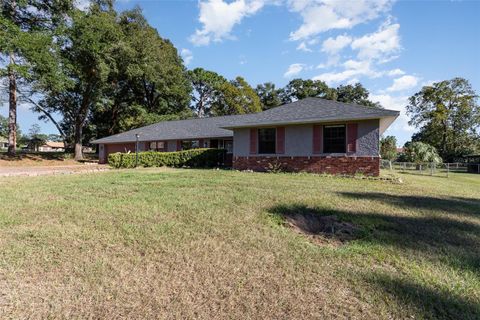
<box><xmin>446</xmin><ymin>163</ymin><xmax>449</xmax><ymax>178</ymax></box>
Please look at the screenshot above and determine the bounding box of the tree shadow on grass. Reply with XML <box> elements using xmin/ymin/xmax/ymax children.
<box><xmin>339</xmin><ymin>192</ymin><xmax>480</xmax><ymax>218</ymax></box>
<box><xmin>368</xmin><ymin>273</ymin><xmax>480</xmax><ymax>319</ymax></box>
<box><xmin>268</xmin><ymin>203</ymin><xmax>480</xmax><ymax>319</ymax></box>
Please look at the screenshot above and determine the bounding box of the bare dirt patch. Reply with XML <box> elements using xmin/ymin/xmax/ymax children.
<box><xmin>0</xmin><ymin>164</ymin><xmax>108</xmax><ymax>177</ymax></box>
<box><xmin>0</xmin><ymin>152</ymin><xmax>97</xmax><ymax>167</ymax></box>
<box><xmin>283</xmin><ymin>213</ymin><xmax>361</xmax><ymax>246</ymax></box>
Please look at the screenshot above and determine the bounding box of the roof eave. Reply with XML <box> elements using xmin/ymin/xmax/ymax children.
<box><xmin>220</xmin><ymin>113</ymin><xmax>400</xmax><ymax>129</ymax></box>
<box><xmin>91</xmin><ymin>133</ymin><xmax>234</xmax><ymax>144</ymax></box>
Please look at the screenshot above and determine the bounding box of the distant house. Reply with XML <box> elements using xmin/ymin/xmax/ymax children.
<box><xmin>0</xmin><ymin>137</ymin><xmax>8</xmax><ymax>150</ymax></box>
<box><xmin>92</xmin><ymin>98</ymin><xmax>399</xmax><ymax>176</ymax></box>
<box><xmin>38</xmin><ymin>141</ymin><xmax>65</xmax><ymax>152</ymax></box>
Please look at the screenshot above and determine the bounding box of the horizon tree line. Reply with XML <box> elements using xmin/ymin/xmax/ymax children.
<box><xmin>1</xmin><ymin>1</ymin><xmax>478</xmax><ymax>161</ymax></box>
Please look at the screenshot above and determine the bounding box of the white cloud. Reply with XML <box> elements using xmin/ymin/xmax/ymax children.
<box><xmin>321</xmin><ymin>34</ymin><xmax>352</xmax><ymax>55</ymax></box>
<box><xmin>289</xmin><ymin>0</ymin><xmax>394</xmax><ymax>40</ymax></box>
<box><xmin>387</xmin><ymin>68</ymin><xmax>405</xmax><ymax>77</ymax></box>
<box><xmin>189</xmin><ymin>0</ymin><xmax>267</xmax><ymax>46</ymax></box>
<box><xmin>296</xmin><ymin>42</ymin><xmax>312</xmax><ymax>52</ymax></box>
<box><xmin>296</xmin><ymin>38</ymin><xmax>319</xmax><ymax>52</ymax></box>
<box><xmin>74</xmin><ymin>0</ymin><xmax>90</xmax><ymax>11</ymax></box>
<box><xmin>313</xmin><ymin>59</ymin><xmax>380</xmax><ymax>85</ymax></box>
<box><xmin>421</xmin><ymin>79</ymin><xmax>439</xmax><ymax>87</ymax></box>
<box><xmin>180</xmin><ymin>49</ymin><xmax>193</xmax><ymax>65</ymax></box>
<box><xmin>316</xmin><ymin>55</ymin><xmax>340</xmax><ymax>69</ymax></box>
<box><xmin>370</xmin><ymin>93</ymin><xmax>414</xmax><ymax>134</ymax></box>
<box><xmin>351</xmin><ymin>19</ymin><xmax>401</xmax><ymax>62</ymax></box>
<box><xmin>387</xmin><ymin>75</ymin><xmax>419</xmax><ymax>92</ymax></box>
<box><xmin>284</xmin><ymin>63</ymin><xmax>306</xmax><ymax>78</ymax></box>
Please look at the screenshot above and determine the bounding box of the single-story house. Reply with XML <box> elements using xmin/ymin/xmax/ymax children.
<box><xmin>38</xmin><ymin>141</ymin><xmax>65</xmax><ymax>152</ymax></box>
<box><xmin>92</xmin><ymin>98</ymin><xmax>399</xmax><ymax>176</ymax></box>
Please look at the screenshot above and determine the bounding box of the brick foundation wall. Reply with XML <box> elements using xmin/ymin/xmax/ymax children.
<box><xmin>233</xmin><ymin>156</ymin><xmax>380</xmax><ymax>176</ymax></box>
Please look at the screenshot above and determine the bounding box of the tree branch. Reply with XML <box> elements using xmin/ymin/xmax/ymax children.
<box><xmin>23</xmin><ymin>95</ymin><xmax>66</xmax><ymax>140</ymax></box>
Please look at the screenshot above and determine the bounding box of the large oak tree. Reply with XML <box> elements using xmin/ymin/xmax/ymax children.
<box><xmin>407</xmin><ymin>78</ymin><xmax>479</xmax><ymax>161</ymax></box>
<box><xmin>91</xmin><ymin>8</ymin><xmax>192</xmax><ymax>138</ymax></box>
<box><xmin>39</xmin><ymin>2</ymin><xmax>122</xmax><ymax>160</ymax></box>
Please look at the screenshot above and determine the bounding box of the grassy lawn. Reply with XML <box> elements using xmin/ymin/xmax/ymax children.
<box><xmin>0</xmin><ymin>168</ymin><xmax>478</xmax><ymax>319</ymax></box>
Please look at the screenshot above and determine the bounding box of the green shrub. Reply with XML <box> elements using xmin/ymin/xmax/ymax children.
<box><xmin>108</xmin><ymin>148</ymin><xmax>227</xmax><ymax>169</ymax></box>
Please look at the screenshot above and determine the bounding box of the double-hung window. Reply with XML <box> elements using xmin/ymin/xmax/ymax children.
<box><xmin>258</xmin><ymin>128</ymin><xmax>276</xmax><ymax>154</ymax></box>
<box><xmin>323</xmin><ymin>125</ymin><xmax>346</xmax><ymax>153</ymax></box>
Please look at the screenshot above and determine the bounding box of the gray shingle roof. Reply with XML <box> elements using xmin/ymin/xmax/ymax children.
<box><xmin>91</xmin><ymin>98</ymin><xmax>399</xmax><ymax>144</ymax></box>
<box><xmin>91</xmin><ymin>114</ymin><xmax>251</xmax><ymax>144</ymax></box>
<box><xmin>221</xmin><ymin>97</ymin><xmax>399</xmax><ymax>128</ymax></box>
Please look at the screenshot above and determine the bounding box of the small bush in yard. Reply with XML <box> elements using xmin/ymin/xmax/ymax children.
<box><xmin>108</xmin><ymin>148</ymin><xmax>227</xmax><ymax>169</ymax></box>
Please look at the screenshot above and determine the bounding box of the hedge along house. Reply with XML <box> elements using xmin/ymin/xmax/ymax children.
<box><xmin>92</xmin><ymin>98</ymin><xmax>399</xmax><ymax>176</ymax></box>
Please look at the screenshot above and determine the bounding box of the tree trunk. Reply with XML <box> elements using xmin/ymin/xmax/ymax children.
<box><xmin>74</xmin><ymin>118</ymin><xmax>83</xmax><ymax>161</ymax></box>
<box><xmin>441</xmin><ymin>120</ymin><xmax>448</xmax><ymax>160</ymax></box>
<box><xmin>7</xmin><ymin>51</ymin><xmax>17</xmax><ymax>156</ymax></box>
<box><xmin>73</xmin><ymin>84</ymin><xmax>93</xmax><ymax>161</ymax></box>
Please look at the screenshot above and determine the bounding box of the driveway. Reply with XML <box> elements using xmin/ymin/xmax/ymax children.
<box><xmin>0</xmin><ymin>164</ymin><xmax>109</xmax><ymax>177</ymax></box>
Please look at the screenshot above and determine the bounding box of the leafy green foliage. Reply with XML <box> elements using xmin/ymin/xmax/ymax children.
<box><xmin>277</xmin><ymin>80</ymin><xmax>380</xmax><ymax>108</ymax></box>
<box><xmin>188</xmin><ymin>67</ymin><xmax>227</xmax><ymax>117</ymax></box>
<box><xmin>335</xmin><ymin>83</ymin><xmax>381</xmax><ymax>107</ymax></box>
<box><xmin>212</xmin><ymin>77</ymin><xmax>262</xmax><ymax>116</ymax></box>
<box><xmin>108</xmin><ymin>148</ymin><xmax>227</xmax><ymax>169</ymax></box>
<box><xmin>91</xmin><ymin>8</ymin><xmax>192</xmax><ymax>139</ymax></box>
<box><xmin>26</xmin><ymin>124</ymin><xmax>48</xmax><ymax>151</ymax></box>
<box><xmin>0</xmin><ymin>0</ymin><xmax>73</xmax><ymax>154</ymax></box>
<box><xmin>0</xmin><ymin>115</ymin><xmax>8</xmax><ymax>138</ymax></box>
<box><xmin>279</xmin><ymin>78</ymin><xmax>337</xmax><ymax>103</ymax></box>
<box><xmin>255</xmin><ymin>82</ymin><xmax>282</xmax><ymax>110</ymax></box>
<box><xmin>380</xmin><ymin>136</ymin><xmax>398</xmax><ymax>161</ymax></box>
<box><xmin>38</xmin><ymin>6</ymin><xmax>192</xmax><ymax>160</ymax></box>
<box><xmin>403</xmin><ymin>141</ymin><xmax>442</xmax><ymax>164</ymax></box>
<box><xmin>407</xmin><ymin>78</ymin><xmax>480</xmax><ymax>161</ymax></box>
<box><xmin>38</xmin><ymin>5</ymin><xmax>124</xmax><ymax>159</ymax></box>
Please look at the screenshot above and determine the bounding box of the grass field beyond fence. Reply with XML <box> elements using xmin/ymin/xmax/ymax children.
<box><xmin>0</xmin><ymin>169</ymin><xmax>478</xmax><ymax>319</ymax></box>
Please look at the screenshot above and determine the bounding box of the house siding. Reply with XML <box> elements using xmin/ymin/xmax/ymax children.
<box><xmin>233</xmin><ymin>119</ymin><xmax>380</xmax><ymax>157</ymax></box>
<box><xmin>356</xmin><ymin>120</ymin><xmax>380</xmax><ymax>156</ymax></box>
<box><xmin>231</xmin><ymin>119</ymin><xmax>380</xmax><ymax>176</ymax></box>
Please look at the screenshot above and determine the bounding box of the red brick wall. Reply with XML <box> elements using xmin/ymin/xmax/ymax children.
<box><xmin>101</xmin><ymin>143</ymin><xmax>136</xmax><ymax>164</ymax></box>
<box><xmin>233</xmin><ymin>156</ymin><xmax>380</xmax><ymax>176</ymax></box>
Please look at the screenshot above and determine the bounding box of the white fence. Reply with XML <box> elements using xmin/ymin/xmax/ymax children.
<box><xmin>380</xmin><ymin>161</ymin><xmax>480</xmax><ymax>177</ymax></box>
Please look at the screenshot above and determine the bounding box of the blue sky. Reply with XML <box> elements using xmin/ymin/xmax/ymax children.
<box><xmin>2</xmin><ymin>0</ymin><xmax>479</xmax><ymax>146</ymax></box>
